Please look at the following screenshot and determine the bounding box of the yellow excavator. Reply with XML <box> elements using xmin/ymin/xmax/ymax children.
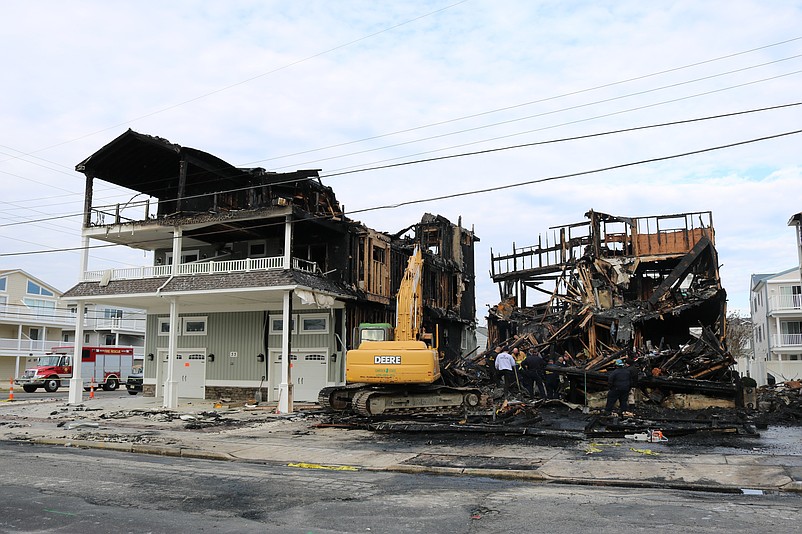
<box><xmin>318</xmin><ymin>246</ymin><xmax>482</xmax><ymax>416</ymax></box>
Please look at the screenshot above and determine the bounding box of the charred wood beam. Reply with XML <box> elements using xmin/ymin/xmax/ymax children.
<box><xmin>646</xmin><ymin>235</ymin><xmax>712</xmax><ymax>309</ymax></box>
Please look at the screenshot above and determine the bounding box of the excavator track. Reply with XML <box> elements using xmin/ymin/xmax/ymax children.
<box><xmin>351</xmin><ymin>386</ymin><xmax>483</xmax><ymax>417</ymax></box>
<box><xmin>318</xmin><ymin>383</ymin><xmax>368</xmax><ymax>411</ymax></box>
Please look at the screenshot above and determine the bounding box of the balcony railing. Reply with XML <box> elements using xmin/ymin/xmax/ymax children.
<box><xmin>769</xmin><ymin>294</ymin><xmax>802</xmax><ymax>313</ymax></box>
<box><xmin>0</xmin><ymin>338</ymin><xmax>63</xmax><ymax>353</ymax></box>
<box><xmin>0</xmin><ymin>307</ymin><xmax>75</xmax><ymax>326</ymax></box>
<box><xmin>82</xmin><ymin>256</ymin><xmax>317</xmax><ymax>283</ymax></box>
<box><xmin>772</xmin><ymin>333</ymin><xmax>802</xmax><ymax>348</ymax></box>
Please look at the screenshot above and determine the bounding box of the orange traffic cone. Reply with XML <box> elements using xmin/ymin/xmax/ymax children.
<box><xmin>8</xmin><ymin>379</ymin><xmax>13</xmax><ymax>401</ymax></box>
<box><xmin>89</xmin><ymin>378</ymin><xmax>95</xmax><ymax>400</ymax></box>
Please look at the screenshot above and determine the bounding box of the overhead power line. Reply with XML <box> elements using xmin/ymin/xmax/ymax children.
<box><xmin>1</xmin><ymin>126</ymin><xmax>799</xmax><ymax>258</ymax></box>
<box><xmin>1</xmin><ymin>101</ymin><xmax>797</xmax><ymax>230</ymax></box>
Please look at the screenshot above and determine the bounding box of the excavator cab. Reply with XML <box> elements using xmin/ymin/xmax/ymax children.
<box><xmin>354</xmin><ymin>323</ymin><xmax>394</xmax><ymax>344</ymax></box>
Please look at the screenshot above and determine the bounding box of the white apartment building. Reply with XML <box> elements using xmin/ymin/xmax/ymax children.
<box><xmin>0</xmin><ymin>269</ymin><xmax>70</xmax><ymax>381</ymax></box>
<box><xmin>0</xmin><ymin>269</ymin><xmax>145</xmax><ymax>383</ymax></box>
<box><xmin>748</xmin><ymin>212</ymin><xmax>802</xmax><ymax>385</ymax></box>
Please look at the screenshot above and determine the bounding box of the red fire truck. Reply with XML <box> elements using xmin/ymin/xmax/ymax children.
<box><xmin>15</xmin><ymin>346</ymin><xmax>134</xmax><ymax>393</ymax></box>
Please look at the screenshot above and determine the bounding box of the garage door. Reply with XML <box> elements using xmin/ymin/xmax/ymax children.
<box><xmin>160</xmin><ymin>350</ymin><xmax>206</xmax><ymax>399</ymax></box>
<box><xmin>270</xmin><ymin>349</ymin><xmax>328</xmax><ymax>402</ymax></box>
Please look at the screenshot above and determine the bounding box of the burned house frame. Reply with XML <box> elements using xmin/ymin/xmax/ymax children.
<box><xmin>62</xmin><ymin>129</ymin><xmax>478</xmax><ymax>410</ymax></box>
<box><xmin>487</xmin><ymin>209</ymin><xmax>736</xmax><ymax>403</ymax></box>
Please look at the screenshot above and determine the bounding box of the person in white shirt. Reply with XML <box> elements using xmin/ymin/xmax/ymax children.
<box><xmin>494</xmin><ymin>348</ymin><xmax>516</xmax><ymax>398</ymax></box>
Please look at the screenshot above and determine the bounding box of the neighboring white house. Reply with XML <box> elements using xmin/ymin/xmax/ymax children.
<box><xmin>750</xmin><ymin>267</ymin><xmax>802</xmax><ymax>385</ymax></box>
<box><xmin>0</xmin><ymin>269</ymin><xmax>71</xmax><ymax>381</ymax></box>
<box><xmin>61</xmin><ymin>303</ymin><xmax>146</xmax><ymax>363</ymax></box>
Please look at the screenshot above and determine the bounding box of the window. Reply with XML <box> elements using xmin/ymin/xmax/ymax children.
<box><xmin>104</xmin><ymin>308</ymin><xmax>123</xmax><ymax>319</ymax></box>
<box><xmin>249</xmin><ymin>241</ymin><xmax>267</xmax><ymax>257</ymax></box>
<box><xmin>0</xmin><ymin>277</ymin><xmax>6</xmax><ymax>291</ymax></box>
<box><xmin>84</xmin><ymin>333</ymin><xmax>91</xmax><ymax>344</ymax></box>
<box><xmin>183</xmin><ymin>316</ymin><xmax>208</xmax><ymax>336</ymax></box>
<box><xmin>63</xmin><ymin>333</ymin><xmax>69</xmax><ymax>342</ymax></box>
<box><xmin>165</xmin><ymin>250</ymin><xmax>200</xmax><ymax>264</ymax></box>
<box><xmin>158</xmin><ymin>317</ymin><xmax>173</xmax><ymax>336</ymax></box>
<box><xmin>270</xmin><ymin>316</ymin><xmax>296</xmax><ymax>334</ymax></box>
<box><xmin>300</xmin><ymin>314</ymin><xmax>329</xmax><ymax>334</ymax></box>
<box><xmin>26</xmin><ymin>280</ymin><xmax>54</xmax><ymax>296</ymax></box>
<box><xmin>104</xmin><ymin>334</ymin><xmax>116</xmax><ymax>345</ymax></box>
<box><xmin>23</xmin><ymin>298</ymin><xmax>55</xmax><ymax>318</ymax></box>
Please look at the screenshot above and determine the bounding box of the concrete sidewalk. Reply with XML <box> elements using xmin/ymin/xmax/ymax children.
<box><xmin>2</xmin><ymin>394</ymin><xmax>801</xmax><ymax>494</ymax></box>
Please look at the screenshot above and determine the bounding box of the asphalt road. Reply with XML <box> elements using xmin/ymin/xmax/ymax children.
<box><xmin>0</xmin><ymin>441</ymin><xmax>798</xmax><ymax>533</ymax></box>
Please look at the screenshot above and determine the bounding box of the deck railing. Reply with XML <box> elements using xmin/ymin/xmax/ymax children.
<box><xmin>82</xmin><ymin>256</ymin><xmax>317</xmax><ymax>283</ymax></box>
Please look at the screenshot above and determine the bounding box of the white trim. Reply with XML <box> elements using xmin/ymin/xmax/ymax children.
<box><xmin>157</xmin><ymin>317</ymin><xmax>176</xmax><ymax>336</ymax></box>
<box><xmin>182</xmin><ymin>316</ymin><xmax>208</xmax><ymax>336</ymax></box>
<box><xmin>269</xmin><ymin>314</ymin><xmax>297</xmax><ymax>334</ymax></box>
<box><xmin>299</xmin><ymin>313</ymin><xmax>329</xmax><ymax>334</ymax></box>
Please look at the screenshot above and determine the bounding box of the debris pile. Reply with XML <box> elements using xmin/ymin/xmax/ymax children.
<box><xmin>475</xmin><ymin>209</ymin><xmax>738</xmax><ymax>404</ymax></box>
<box><xmin>756</xmin><ymin>381</ymin><xmax>802</xmax><ymax>424</ymax></box>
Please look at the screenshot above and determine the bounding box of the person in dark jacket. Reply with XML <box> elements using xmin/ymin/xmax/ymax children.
<box><xmin>521</xmin><ymin>350</ymin><xmax>547</xmax><ymax>398</ymax></box>
<box><xmin>604</xmin><ymin>359</ymin><xmax>631</xmax><ymax>416</ymax></box>
<box><xmin>544</xmin><ymin>357</ymin><xmax>561</xmax><ymax>399</ymax></box>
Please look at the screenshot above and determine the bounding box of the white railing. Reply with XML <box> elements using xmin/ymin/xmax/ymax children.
<box><xmin>82</xmin><ymin>256</ymin><xmax>317</xmax><ymax>283</ymax></box>
<box><xmin>0</xmin><ymin>307</ymin><xmax>75</xmax><ymax>326</ymax></box>
<box><xmin>769</xmin><ymin>294</ymin><xmax>802</xmax><ymax>312</ymax></box>
<box><xmin>772</xmin><ymin>333</ymin><xmax>802</xmax><ymax>348</ymax></box>
<box><xmin>0</xmin><ymin>338</ymin><xmax>63</xmax><ymax>353</ymax></box>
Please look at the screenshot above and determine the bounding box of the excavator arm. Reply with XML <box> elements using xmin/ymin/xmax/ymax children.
<box><xmin>394</xmin><ymin>246</ymin><xmax>424</xmax><ymax>342</ymax></box>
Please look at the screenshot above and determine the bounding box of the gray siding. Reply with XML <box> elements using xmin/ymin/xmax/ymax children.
<box><xmin>145</xmin><ymin>311</ymin><xmax>266</xmax><ymax>381</ymax></box>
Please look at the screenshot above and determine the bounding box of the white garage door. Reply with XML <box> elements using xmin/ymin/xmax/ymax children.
<box><xmin>160</xmin><ymin>350</ymin><xmax>206</xmax><ymax>399</ymax></box>
<box><xmin>270</xmin><ymin>349</ymin><xmax>328</xmax><ymax>402</ymax></box>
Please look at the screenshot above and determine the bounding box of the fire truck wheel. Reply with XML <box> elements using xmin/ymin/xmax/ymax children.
<box><xmin>103</xmin><ymin>378</ymin><xmax>119</xmax><ymax>391</ymax></box>
<box><xmin>22</xmin><ymin>385</ymin><xmax>37</xmax><ymax>393</ymax></box>
<box><xmin>43</xmin><ymin>378</ymin><xmax>60</xmax><ymax>393</ymax></box>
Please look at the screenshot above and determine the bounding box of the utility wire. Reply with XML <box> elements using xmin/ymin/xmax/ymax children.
<box><xmin>274</xmin><ymin>56</ymin><xmax>802</xmax><ymax>171</ymax></box>
<box><xmin>4</xmin><ymin>45</ymin><xmax>801</xmax><ymax>218</ymax></box>
<box><xmin>243</xmin><ymin>35</ymin><xmax>802</xmax><ymax>165</ymax></box>
<box><xmin>1</xmin><ymin>127</ymin><xmax>798</xmax><ymax>258</ymax></box>
<box><xmin>0</xmin><ymin>1</ymin><xmax>469</xmax><ymax>163</ymax></box>
<box><xmin>1</xmin><ymin>100</ymin><xmax>797</xmax><ymax>229</ymax></box>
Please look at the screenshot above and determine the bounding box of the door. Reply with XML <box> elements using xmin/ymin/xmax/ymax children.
<box><xmin>160</xmin><ymin>350</ymin><xmax>206</xmax><ymax>398</ymax></box>
<box><xmin>269</xmin><ymin>350</ymin><xmax>328</xmax><ymax>402</ymax></box>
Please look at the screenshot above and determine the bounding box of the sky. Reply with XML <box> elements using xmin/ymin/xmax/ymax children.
<box><xmin>1</xmin><ymin>0</ymin><xmax>801</xmax><ymax>323</ymax></box>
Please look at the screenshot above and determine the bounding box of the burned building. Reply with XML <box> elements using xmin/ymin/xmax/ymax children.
<box><xmin>62</xmin><ymin>129</ymin><xmax>478</xmax><ymax>410</ymax></box>
<box><xmin>486</xmin><ymin>210</ymin><xmax>736</xmax><ymax>403</ymax></box>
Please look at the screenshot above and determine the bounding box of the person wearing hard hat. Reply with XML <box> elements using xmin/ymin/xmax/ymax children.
<box><xmin>604</xmin><ymin>358</ymin><xmax>632</xmax><ymax>417</ymax></box>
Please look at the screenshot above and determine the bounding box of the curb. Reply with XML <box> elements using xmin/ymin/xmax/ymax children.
<box><xmin>16</xmin><ymin>437</ymin><xmax>796</xmax><ymax>494</ymax></box>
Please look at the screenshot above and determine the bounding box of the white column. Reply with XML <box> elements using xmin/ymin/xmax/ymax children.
<box><xmin>171</xmin><ymin>228</ymin><xmax>183</xmax><ymax>275</ymax></box>
<box><xmin>16</xmin><ymin>324</ymin><xmax>22</xmax><ymax>351</ymax></box>
<box><xmin>79</xmin><ymin>235</ymin><xmax>90</xmax><ymax>280</ymax></box>
<box><xmin>163</xmin><ymin>297</ymin><xmax>180</xmax><ymax>409</ymax></box>
<box><xmin>283</xmin><ymin>214</ymin><xmax>292</xmax><ymax>269</ymax></box>
<box><xmin>67</xmin><ymin>304</ymin><xmax>85</xmax><ymax>404</ymax></box>
<box><xmin>278</xmin><ymin>289</ymin><xmax>293</xmax><ymax>413</ymax></box>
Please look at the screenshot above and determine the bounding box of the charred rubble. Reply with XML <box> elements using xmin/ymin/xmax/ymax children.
<box><xmin>468</xmin><ymin>210</ymin><xmax>741</xmax><ymax>407</ymax></box>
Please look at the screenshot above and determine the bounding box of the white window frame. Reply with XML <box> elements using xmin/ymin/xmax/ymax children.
<box><xmin>182</xmin><ymin>316</ymin><xmax>208</xmax><ymax>336</ymax></box>
<box><xmin>269</xmin><ymin>314</ymin><xmax>297</xmax><ymax>334</ymax></box>
<box><xmin>158</xmin><ymin>317</ymin><xmax>175</xmax><ymax>336</ymax></box>
<box><xmin>299</xmin><ymin>313</ymin><xmax>329</xmax><ymax>335</ymax></box>
<box><xmin>165</xmin><ymin>249</ymin><xmax>200</xmax><ymax>264</ymax></box>
<box><xmin>248</xmin><ymin>240</ymin><xmax>267</xmax><ymax>258</ymax></box>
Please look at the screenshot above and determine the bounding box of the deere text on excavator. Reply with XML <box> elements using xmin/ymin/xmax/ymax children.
<box><xmin>318</xmin><ymin>247</ymin><xmax>483</xmax><ymax>416</ymax></box>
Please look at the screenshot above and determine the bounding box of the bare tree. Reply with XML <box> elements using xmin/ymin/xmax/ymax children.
<box><xmin>726</xmin><ymin>311</ymin><xmax>753</xmax><ymax>360</ymax></box>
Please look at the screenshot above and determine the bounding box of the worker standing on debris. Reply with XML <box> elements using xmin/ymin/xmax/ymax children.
<box><xmin>544</xmin><ymin>357</ymin><xmax>561</xmax><ymax>399</ymax></box>
<box><xmin>521</xmin><ymin>350</ymin><xmax>547</xmax><ymax>398</ymax></box>
<box><xmin>605</xmin><ymin>359</ymin><xmax>632</xmax><ymax>417</ymax></box>
<box><xmin>494</xmin><ymin>347</ymin><xmax>516</xmax><ymax>398</ymax></box>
